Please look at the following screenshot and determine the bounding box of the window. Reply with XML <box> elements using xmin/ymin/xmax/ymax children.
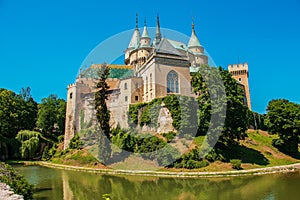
<box><xmin>239</xmin><ymin>78</ymin><xmax>242</xmax><ymax>82</ymax></box>
<box><xmin>167</xmin><ymin>70</ymin><xmax>179</xmax><ymax>93</ymax></box>
<box><xmin>135</xmin><ymin>96</ymin><xmax>139</xmax><ymax>101</ymax></box>
<box><xmin>124</xmin><ymin>82</ymin><xmax>128</xmax><ymax>90</ymax></box>
<box><xmin>135</xmin><ymin>83</ymin><xmax>139</xmax><ymax>89</ymax></box>
<box><xmin>150</xmin><ymin>73</ymin><xmax>152</xmax><ymax>90</ymax></box>
<box><xmin>125</xmin><ymin>96</ymin><xmax>128</xmax><ymax>102</ymax></box>
<box><xmin>146</xmin><ymin>76</ymin><xmax>148</xmax><ymax>92</ymax></box>
<box><xmin>69</xmin><ymin>92</ymin><xmax>73</xmax><ymax>99</ymax></box>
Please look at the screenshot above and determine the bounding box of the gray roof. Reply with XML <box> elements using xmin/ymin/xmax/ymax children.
<box><xmin>128</xmin><ymin>28</ymin><xmax>140</xmax><ymax>49</ymax></box>
<box><xmin>155</xmin><ymin>38</ymin><xmax>184</xmax><ymax>56</ymax></box>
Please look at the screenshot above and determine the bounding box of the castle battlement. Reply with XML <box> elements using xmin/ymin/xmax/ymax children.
<box><xmin>228</xmin><ymin>63</ymin><xmax>248</xmax><ymax>71</ymax></box>
<box><xmin>68</xmin><ymin>83</ymin><xmax>76</xmax><ymax>88</ymax></box>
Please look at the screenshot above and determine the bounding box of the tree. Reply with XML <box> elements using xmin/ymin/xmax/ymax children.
<box><xmin>16</xmin><ymin>130</ymin><xmax>40</xmax><ymax>160</ymax></box>
<box><xmin>94</xmin><ymin>64</ymin><xmax>111</xmax><ymax>163</ymax></box>
<box><xmin>191</xmin><ymin>65</ymin><xmax>248</xmax><ymax>146</ymax></box>
<box><xmin>95</xmin><ymin>64</ymin><xmax>111</xmax><ymax>137</ymax></box>
<box><xmin>0</xmin><ymin>88</ymin><xmax>37</xmax><ymax>159</ymax></box>
<box><xmin>265</xmin><ymin>99</ymin><xmax>300</xmax><ymax>154</ymax></box>
<box><xmin>36</xmin><ymin>94</ymin><xmax>66</xmax><ymax>141</ymax></box>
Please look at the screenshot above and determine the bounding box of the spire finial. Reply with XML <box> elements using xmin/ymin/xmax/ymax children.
<box><xmin>192</xmin><ymin>16</ymin><xmax>195</xmax><ymax>31</ymax></box>
<box><xmin>144</xmin><ymin>17</ymin><xmax>147</xmax><ymax>26</ymax></box>
<box><xmin>136</xmin><ymin>13</ymin><xmax>138</xmax><ymax>28</ymax></box>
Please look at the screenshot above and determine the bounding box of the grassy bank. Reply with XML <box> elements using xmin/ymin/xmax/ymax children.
<box><xmin>17</xmin><ymin>130</ymin><xmax>300</xmax><ymax>177</ymax></box>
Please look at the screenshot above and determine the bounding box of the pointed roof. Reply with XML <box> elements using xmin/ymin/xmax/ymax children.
<box><xmin>188</xmin><ymin>20</ymin><xmax>202</xmax><ymax>48</ymax></box>
<box><xmin>128</xmin><ymin>13</ymin><xmax>140</xmax><ymax>49</ymax></box>
<box><xmin>155</xmin><ymin>38</ymin><xmax>184</xmax><ymax>56</ymax></box>
<box><xmin>141</xmin><ymin>19</ymin><xmax>150</xmax><ymax>38</ymax></box>
<box><xmin>153</xmin><ymin>14</ymin><xmax>162</xmax><ymax>46</ymax></box>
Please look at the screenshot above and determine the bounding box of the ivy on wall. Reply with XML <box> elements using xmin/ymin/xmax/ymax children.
<box><xmin>128</xmin><ymin>95</ymin><xmax>198</xmax><ymax>135</ymax></box>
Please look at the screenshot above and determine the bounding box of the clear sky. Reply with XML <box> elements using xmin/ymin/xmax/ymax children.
<box><xmin>0</xmin><ymin>0</ymin><xmax>299</xmax><ymax>113</ymax></box>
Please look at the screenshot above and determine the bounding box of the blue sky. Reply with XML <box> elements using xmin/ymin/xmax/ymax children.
<box><xmin>0</xmin><ymin>0</ymin><xmax>299</xmax><ymax>113</ymax></box>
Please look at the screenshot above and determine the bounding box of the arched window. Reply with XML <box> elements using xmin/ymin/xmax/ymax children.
<box><xmin>167</xmin><ymin>70</ymin><xmax>179</xmax><ymax>93</ymax></box>
<box><xmin>124</xmin><ymin>82</ymin><xmax>128</xmax><ymax>90</ymax></box>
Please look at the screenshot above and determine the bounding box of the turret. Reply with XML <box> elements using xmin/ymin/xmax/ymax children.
<box><xmin>187</xmin><ymin>19</ymin><xmax>208</xmax><ymax>66</ymax></box>
<box><xmin>140</xmin><ymin>19</ymin><xmax>151</xmax><ymax>47</ymax></box>
<box><xmin>125</xmin><ymin>13</ymin><xmax>141</xmax><ymax>63</ymax></box>
<box><xmin>188</xmin><ymin>19</ymin><xmax>204</xmax><ymax>54</ymax></box>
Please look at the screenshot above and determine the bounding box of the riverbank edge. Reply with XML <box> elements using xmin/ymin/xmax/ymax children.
<box><xmin>11</xmin><ymin>161</ymin><xmax>300</xmax><ymax>178</ymax></box>
<box><xmin>0</xmin><ymin>182</ymin><xmax>23</xmax><ymax>200</ymax></box>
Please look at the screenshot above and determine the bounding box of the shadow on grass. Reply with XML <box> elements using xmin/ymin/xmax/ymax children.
<box><xmin>217</xmin><ymin>143</ymin><xmax>270</xmax><ymax>166</ymax></box>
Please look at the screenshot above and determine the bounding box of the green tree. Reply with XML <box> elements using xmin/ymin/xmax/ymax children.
<box><xmin>265</xmin><ymin>99</ymin><xmax>300</xmax><ymax>154</ymax></box>
<box><xmin>191</xmin><ymin>65</ymin><xmax>248</xmax><ymax>145</ymax></box>
<box><xmin>36</xmin><ymin>94</ymin><xmax>66</xmax><ymax>141</ymax></box>
<box><xmin>16</xmin><ymin>130</ymin><xmax>40</xmax><ymax>160</ymax></box>
<box><xmin>0</xmin><ymin>88</ymin><xmax>38</xmax><ymax>159</ymax></box>
<box><xmin>94</xmin><ymin>64</ymin><xmax>111</xmax><ymax>163</ymax></box>
<box><xmin>95</xmin><ymin>64</ymin><xmax>110</xmax><ymax>137</ymax></box>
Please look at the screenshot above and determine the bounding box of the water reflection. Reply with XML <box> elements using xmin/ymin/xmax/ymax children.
<box><xmin>14</xmin><ymin>165</ymin><xmax>300</xmax><ymax>200</ymax></box>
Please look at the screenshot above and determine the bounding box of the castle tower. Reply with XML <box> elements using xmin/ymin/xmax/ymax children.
<box><xmin>188</xmin><ymin>19</ymin><xmax>208</xmax><ymax>66</ymax></box>
<box><xmin>228</xmin><ymin>63</ymin><xmax>252</xmax><ymax>110</ymax></box>
<box><xmin>125</xmin><ymin>13</ymin><xmax>140</xmax><ymax>64</ymax></box>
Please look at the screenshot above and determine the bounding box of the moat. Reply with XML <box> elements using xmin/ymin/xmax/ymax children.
<box><xmin>13</xmin><ymin>165</ymin><xmax>300</xmax><ymax>200</ymax></box>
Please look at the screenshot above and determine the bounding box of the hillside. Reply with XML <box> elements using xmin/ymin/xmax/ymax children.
<box><xmin>50</xmin><ymin>130</ymin><xmax>300</xmax><ymax>172</ymax></box>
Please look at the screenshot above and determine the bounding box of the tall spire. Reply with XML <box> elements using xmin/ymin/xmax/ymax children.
<box><xmin>135</xmin><ymin>13</ymin><xmax>138</xmax><ymax>29</ymax></box>
<box><xmin>188</xmin><ymin>17</ymin><xmax>202</xmax><ymax>48</ymax></box>
<box><xmin>155</xmin><ymin>14</ymin><xmax>162</xmax><ymax>45</ymax></box>
<box><xmin>127</xmin><ymin>13</ymin><xmax>140</xmax><ymax>49</ymax></box>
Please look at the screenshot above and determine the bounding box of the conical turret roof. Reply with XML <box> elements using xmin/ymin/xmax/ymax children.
<box><xmin>188</xmin><ymin>21</ymin><xmax>202</xmax><ymax>48</ymax></box>
<box><xmin>141</xmin><ymin>19</ymin><xmax>150</xmax><ymax>38</ymax></box>
<box><xmin>128</xmin><ymin>14</ymin><xmax>141</xmax><ymax>49</ymax></box>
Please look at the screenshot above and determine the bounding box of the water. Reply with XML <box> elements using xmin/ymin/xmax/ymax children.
<box><xmin>13</xmin><ymin>165</ymin><xmax>300</xmax><ymax>200</ymax></box>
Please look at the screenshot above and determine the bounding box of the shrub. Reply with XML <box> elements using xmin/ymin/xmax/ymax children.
<box><xmin>0</xmin><ymin>162</ymin><xmax>33</xmax><ymax>199</ymax></box>
<box><xmin>205</xmin><ymin>148</ymin><xmax>225</xmax><ymax>162</ymax></box>
<box><xmin>230</xmin><ymin>159</ymin><xmax>242</xmax><ymax>170</ymax></box>
<box><xmin>68</xmin><ymin>134</ymin><xmax>83</xmax><ymax>149</ymax></box>
<box><xmin>162</xmin><ymin>131</ymin><xmax>176</xmax><ymax>142</ymax></box>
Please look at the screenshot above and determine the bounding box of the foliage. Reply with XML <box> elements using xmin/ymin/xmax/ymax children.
<box><xmin>191</xmin><ymin>65</ymin><xmax>248</xmax><ymax>145</ymax></box>
<box><xmin>0</xmin><ymin>88</ymin><xmax>37</xmax><ymax>159</ymax></box>
<box><xmin>111</xmin><ymin>128</ymin><xmax>179</xmax><ymax>166</ymax></box>
<box><xmin>156</xmin><ymin>144</ymin><xmax>180</xmax><ymax>166</ymax></box>
<box><xmin>94</xmin><ymin>64</ymin><xmax>111</xmax><ymax>138</ymax></box>
<box><xmin>265</xmin><ymin>99</ymin><xmax>300</xmax><ymax>155</ymax></box>
<box><xmin>247</xmin><ymin>111</ymin><xmax>267</xmax><ymax>131</ymax></box>
<box><xmin>0</xmin><ymin>162</ymin><xmax>34</xmax><ymax>199</ymax></box>
<box><xmin>42</xmin><ymin>144</ymin><xmax>58</xmax><ymax>161</ymax></box>
<box><xmin>128</xmin><ymin>95</ymin><xmax>198</xmax><ymax>135</ymax></box>
<box><xmin>36</xmin><ymin>94</ymin><xmax>66</xmax><ymax>141</ymax></box>
<box><xmin>16</xmin><ymin>130</ymin><xmax>40</xmax><ymax>160</ymax></box>
<box><xmin>173</xmin><ymin>148</ymin><xmax>209</xmax><ymax>169</ymax></box>
<box><xmin>68</xmin><ymin>134</ymin><xmax>83</xmax><ymax>150</ymax></box>
<box><xmin>230</xmin><ymin>159</ymin><xmax>242</xmax><ymax>170</ymax></box>
<box><xmin>162</xmin><ymin>131</ymin><xmax>176</xmax><ymax>142</ymax></box>
<box><xmin>204</xmin><ymin>148</ymin><xmax>225</xmax><ymax>162</ymax></box>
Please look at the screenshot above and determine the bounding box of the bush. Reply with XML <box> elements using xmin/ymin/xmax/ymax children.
<box><xmin>205</xmin><ymin>148</ymin><xmax>225</xmax><ymax>162</ymax></box>
<box><xmin>0</xmin><ymin>162</ymin><xmax>33</xmax><ymax>199</ymax></box>
<box><xmin>230</xmin><ymin>159</ymin><xmax>242</xmax><ymax>170</ymax></box>
<box><xmin>162</xmin><ymin>131</ymin><xmax>176</xmax><ymax>142</ymax></box>
<box><xmin>68</xmin><ymin>134</ymin><xmax>83</xmax><ymax>149</ymax></box>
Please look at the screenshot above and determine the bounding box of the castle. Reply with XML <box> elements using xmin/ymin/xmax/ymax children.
<box><xmin>63</xmin><ymin>15</ymin><xmax>251</xmax><ymax>149</ymax></box>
